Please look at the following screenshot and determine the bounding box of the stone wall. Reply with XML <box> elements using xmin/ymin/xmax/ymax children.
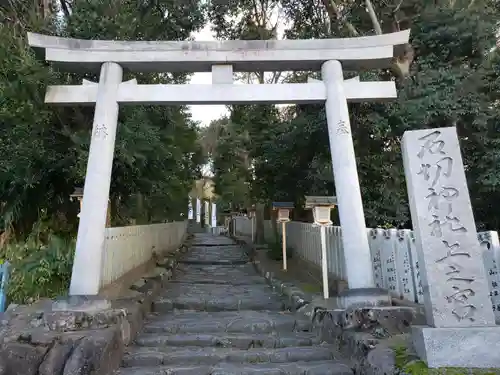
<box><xmin>0</xmin><ymin>241</ymin><xmax>189</xmax><ymax>375</ymax></box>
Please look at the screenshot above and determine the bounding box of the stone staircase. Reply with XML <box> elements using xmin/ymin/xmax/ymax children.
<box><xmin>117</xmin><ymin>233</ymin><xmax>353</xmax><ymax>375</ymax></box>
<box><xmin>187</xmin><ymin>220</ymin><xmax>205</xmax><ymax>234</ymax></box>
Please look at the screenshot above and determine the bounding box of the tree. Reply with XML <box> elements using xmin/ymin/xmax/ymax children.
<box><xmin>209</xmin><ymin>0</ymin><xmax>500</xmax><ymax>231</ymax></box>
<box><xmin>0</xmin><ymin>0</ymin><xmax>207</xmax><ymax>238</ymax></box>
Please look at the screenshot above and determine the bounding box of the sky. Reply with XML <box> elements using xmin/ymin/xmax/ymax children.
<box><xmin>188</xmin><ymin>24</ymin><xmax>228</xmax><ymax>128</ymax></box>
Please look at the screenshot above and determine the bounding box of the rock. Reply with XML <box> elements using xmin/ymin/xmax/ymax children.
<box><xmin>63</xmin><ymin>327</ymin><xmax>123</xmax><ymax>375</ymax></box>
<box><xmin>0</xmin><ymin>342</ymin><xmax>48</xmax><ymax>375</ymax></box>
<box><xmin>29</xmin><ymin>330</ymin><xmax>59</xmax><ymax>345</ymax></box>
<box><xmin>142</xmin><ymin>267</ymin><xmax>167</xmax><ymax>280</ymax></box>
<box><xmin>39</xmin><ymin>341</ymin><xmax>74</xmax><ymax>375</ymax></box>
<box><xmin>365</xmin><ymin>345</ymin><xmax>396</xmax><ymax>375</ymax></box>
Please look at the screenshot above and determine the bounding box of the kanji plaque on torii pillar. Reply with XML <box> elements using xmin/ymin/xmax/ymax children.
<box><xmin>28</xmin><ymin>30</ymin><xmax>410</xmax><ymax>305</ymax></box>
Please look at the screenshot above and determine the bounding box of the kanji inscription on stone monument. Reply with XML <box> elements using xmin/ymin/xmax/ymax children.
<box><xmin>402</xmin><ymin>127</ymin><xmax>495</xmax><ymax>328</ymax></box>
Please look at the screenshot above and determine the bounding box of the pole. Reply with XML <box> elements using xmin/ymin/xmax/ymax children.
<box><xmin>282</xmin><ymin>221</ymin><xmax>287</xmax><ymax>271</ymax></box>
<box><xmin>321</xmin><ymin>60</ymin><xmax>375</xmax><ymax>290</ymax></box>
<box><xmin>70</xmin><ymin>62</ymin><xmax>123</xmax><ymax>296</ymax></box>
<box><xmin>320</xmin><ymin>225</ymin><xmax>329</xmax><ymax>299</ymax></box>
<box><xmin>251</xmin><ymin>216</ymin><xmax>254</xmax><ymax>243</ymax></box>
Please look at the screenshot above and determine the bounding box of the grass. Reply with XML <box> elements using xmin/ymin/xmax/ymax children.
<box><xmin>393</xmin><ymin>345</ymin><xmax>500</xmax><ymax>375</ymax></box>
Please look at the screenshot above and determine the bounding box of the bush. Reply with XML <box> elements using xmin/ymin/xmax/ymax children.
<box><xmin>1</xmin><ymin>233</ymin><xmax>74</xmax><ymax>304</ymax></box>
<box><xmin>266</xmin><ymin>239</ymin><xmax>293</xmax><ymax>261</ymax></box>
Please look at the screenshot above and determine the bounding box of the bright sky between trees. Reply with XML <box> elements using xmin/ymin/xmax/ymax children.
<box><xmin>188</xmin><ymin>24</ymin><xmax>228</xmax><ymax>128</ymax></box>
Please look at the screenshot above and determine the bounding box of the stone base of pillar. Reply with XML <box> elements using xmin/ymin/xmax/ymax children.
<box><xmin>413</xmin><ymin>325</ymin><xmax>500</xmax><ymax>368</ymax></box>
<box><xmin>52</xmin><ymin>295</ymin><xmax>111</xmax><ymax>312</ymax></box>
<box><xmin>334</xmin><ymin>287</ymin><xmax>391</xmax><ymax>309</ymax></box>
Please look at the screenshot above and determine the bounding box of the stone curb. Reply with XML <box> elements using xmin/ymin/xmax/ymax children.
<box><xmin>0</xmin><ymin>235</ymin><xmax>192</xmax><ymax>375</ymax></box>
<box><xmin>230</xmin><ymin>234</ymin><xmax>424</xmax><ymax>375</ymax></box>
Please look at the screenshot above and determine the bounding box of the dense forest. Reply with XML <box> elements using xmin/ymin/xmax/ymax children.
<box><xmin>200</xmin><ymin>0</ymin><xmax>500</xmax><ymax>231</ymax></box>
<box><xmin>0</xmin><ymin>0</ymin><xmax>205</xmax><ymax>301</ymax></box>
<box><xmin>1</xmin><ymin>0</ymin><xmax>500</xmax><ymax>301</ymax></box>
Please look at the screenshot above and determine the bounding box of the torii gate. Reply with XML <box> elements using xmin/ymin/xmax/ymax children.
<box><xmin>28</xmin><ymin>31</ymin><xmax>410</xmax><ymax>305</ymax></box>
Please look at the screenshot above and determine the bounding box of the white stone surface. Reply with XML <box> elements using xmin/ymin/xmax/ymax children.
<box><xmin>412</xmin><ymin>326</ymin><xmax>500</xmax><ymax>368</ymax></box>
<box><xmin>101</xmin><ymin>221</ymin><xmax>186</xmax><ymax>287</ymax></box>
<box><xmin>211</xmin><ymin>203</ymin><xmax>217</xmax><ymax>227</ymax></box>
<box><xmin>396</xmin><ymin>229</ymin><xmax>417</xmax><ymax>301</ymax></box>
<box><xmin>188</xmin><ymin>198</ymin><xmax>193</xmax><ymax>220</ymax></box>
<box><xmin>402</xmin><ymin>127</ymin><xmax>495</xmax><ymax>327</ymax></box>
<box><xmin>204</xmin><ymin>201</ymin><xmax>210</xmax><ymax>226</ymax></box>
<box><xmin>28</xmin><ymin>30</ymin><xmax>410</xmax><ymax>72</ymax></box>
<box><xmin>196</xmin><ymin>199</ymin><xmax>201</xmax><ymax>223</ymax></box>
<box><xmin>321</xmin><ymin>60</ymin><xmax>375</xmax><ymax>290</ymax></box>
<box><xmin>69</xmin><ymin>62</ymin><xmax>123</xmax><ymax>296</ymax></box>
<box><xmin>368</xmin><ymin>229</ymin><xmax>384</xmax><ymax>289</ymax></box>
<box><xmin>381</xmin><ymin>229</ymin><xmax>399</xmax><ymax>295</ymax></box>
<box><xmin>478</xmin><ymin>231</ymin><xmax>500</xmax><ymax>322</ymax></box>
<box><xmin>212</xmin><ymin>65</ymin><xmax>233</xmax><ymax>84</ymax></box>
<box><xmin>44</xmin><ymin>81</ymin><xmax>397</xmax><ymax>106</ymax></box>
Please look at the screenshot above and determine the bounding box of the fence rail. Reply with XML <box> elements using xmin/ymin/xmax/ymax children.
<box><xmin>101</xmin><ymin>221</ymin><xmax>187</xmax><ymax>287</ymax></box>
<box><xmin>233</xmin><ymin>217</ymin><xmax>500</xmax><ymax>320</ymax></box>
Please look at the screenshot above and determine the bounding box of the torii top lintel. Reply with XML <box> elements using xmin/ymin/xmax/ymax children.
<box><xmin>27</xmin><ymin>31</ymin><xmax>410</xmax><ymax>73</ymax></box>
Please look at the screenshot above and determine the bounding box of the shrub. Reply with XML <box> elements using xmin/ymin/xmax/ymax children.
<box><xmin>266</xmin><ymin>238</ymin><xmax>293</xmax><ymax>261</ymax></box>
<box><xmin>1</xmin><ymin>234</ymin><xmax>74</xmax><ymax>304</ymax></box>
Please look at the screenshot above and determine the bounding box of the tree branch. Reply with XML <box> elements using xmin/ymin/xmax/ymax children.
<box><xmin>365</xmin><ymin>0</ymin><xmax>382</xmax><ymax>35</ymax></box>
<box><xmin>59</xmin><ymin>0</ymin><xmax>70</xmax><ymax>18</ymax></box>
<box><xmin>320</xmin><ymin>0</ymin><xmax>359</xmax><ymax>36</ymax></box>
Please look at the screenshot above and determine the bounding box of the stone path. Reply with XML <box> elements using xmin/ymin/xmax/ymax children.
<box><xmin>118</xmin><ymin>233</ymin><xmax>353</xmax><ymax>375</ymax></box>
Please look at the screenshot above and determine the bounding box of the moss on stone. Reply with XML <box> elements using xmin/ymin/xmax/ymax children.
<box><xmin>393</xmin><ymin>344</ymin><xmax>500</xmax><ymax>375</ymax></box>
<box><xmin>300</xmin><ymin>283</ymin><xmax>322</xmax><ymax>293</ymax></box>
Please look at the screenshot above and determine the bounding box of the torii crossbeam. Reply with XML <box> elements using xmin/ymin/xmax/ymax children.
<box><xmin>28</xmin><ymin>31</ymin><xmax>410</xmax><ymax>307</ymax></box>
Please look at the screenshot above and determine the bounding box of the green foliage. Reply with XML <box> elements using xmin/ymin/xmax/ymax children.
<box><xmin>209</xmin><ymin>0</ymin><xmax>500</xmax><ymax>232</ymax></box>
<box><xmin>1</xmin><ymin>229</ymin><xmax>75</xmax><ymax>304</ymax></box>
<box><xmin>266</xmin><ymin>239</ymin><xmax>293</xmax><ymax>261</ymax></box>
<box><xmin>0</xmin><ymin>0</ymin><xmax>207</xmax><ymax>301</ymax></box>
<box><xmin>393</xmin><ymin>344</ymin><xmax>499</xmax><ymax>374</ymax></box>
<box><xmin>0</xmin><ymin>0</ymin><xmax>207</xmax><ymax>238</ymax></box>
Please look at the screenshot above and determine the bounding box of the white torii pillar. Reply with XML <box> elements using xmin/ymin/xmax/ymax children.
<box><xmin>321</xmin><ymin>61</ymin><xmax>389</xmax><ymax>306</ymax></box>
<box><xmin>69</xmin><ymin>62</ymin><xmax>123</xmax><ymax>295</ymax></box>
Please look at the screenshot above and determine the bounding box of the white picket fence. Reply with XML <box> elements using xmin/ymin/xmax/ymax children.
<box><xmin>233</xmin><ymin>217</ymin><xmax>500</xmax><ymax>319</ymax></box>
<box><xmin>100</xmin><ymin>221</ymin><xmax>187</xmax><ymax>287</ymax></box>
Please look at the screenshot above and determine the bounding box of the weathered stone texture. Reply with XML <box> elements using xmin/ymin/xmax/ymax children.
<box><xmin>117</xmin><ymin>233</ymin><xmax>356</xmax><ymax>374</ymax></box>
<box><xmin>0</xmin><ymin>242</ymin><xmax>189</xmax><ymax>375</ymax></box>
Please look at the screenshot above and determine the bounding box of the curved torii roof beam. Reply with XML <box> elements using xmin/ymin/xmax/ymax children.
<box><xmin>27</xmin><ymin>31</ymin><xmax>410</xmax><ymax>73</ymax></box>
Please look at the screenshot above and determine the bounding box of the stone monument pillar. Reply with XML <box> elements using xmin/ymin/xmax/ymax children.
<box><xmin>402</xmin><ymin>126</ymin><xmax>500</xmax><ymax>368</ymax></box>
<box><xmin>204</xmin><ymin>200</ymin><xmax>210</xmax><ymax>227</ymax></box>
<box><xmin>321</xmin><ymin>60</ymin><xmax>388</xmax><ymax>306</ymax></box>
<box><xmin>69</xmin><ymin>62</ymin><xmax>123</xmax><ymax>296</ymax></box>
<box><xmin>188</xmin><ymin>197</ymin><xmax>193</xmax><ymax>220</ymax></box>
<box><xmin>211</xmin><ymin>202</ymin><xmax>217</xmax><ymax>228</ymax></box>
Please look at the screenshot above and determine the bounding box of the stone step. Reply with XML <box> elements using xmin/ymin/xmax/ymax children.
<box><xmin>173</xmin><ymin>264</ymin><xmax>266</xmax><ymax>285</ymax></box>
<box><xmin>154</xmin><ymin>283</ymin><xmax>284</xmax><ymax>312</ymax></box>
<box><xmin>190</xmin><ymin>236</ymin><xmax>235</xmax><ymax>246</ymax></box>
<box><xmin>143</xmin><ymin>310</ymin><xmax>310</xmax><ymax>334</ymax></box>
<box><xmin>122</xmin><ymin>346</ymin><xmax>340</xmax><ymax>367</ymax></box>
<box><xmin>117</xmin><ymin>360</ymin><xmax>354</xmax><ymax>375</ymax></box>
<box><xmin>167</xmin><ymin>278</ymin><xmax>265</xmax><ymax>285</ymax></box>
<box><xmin>179</xmin><ymin>259</ymin><xmax>249</xmax><ymax>265</ymax></box>
<box><xmin>134</xmin><ymin>332</ymin><xmax>320</xmax><ymax>349</ymax></box>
